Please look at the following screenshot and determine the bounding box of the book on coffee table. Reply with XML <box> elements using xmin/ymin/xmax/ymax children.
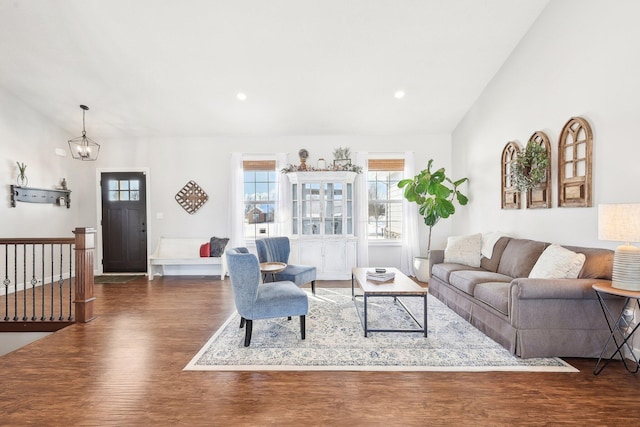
<box><xmin>366</xmin><ymin>270</ymin><xmax>395</xmax><ymax>282</ymax></box>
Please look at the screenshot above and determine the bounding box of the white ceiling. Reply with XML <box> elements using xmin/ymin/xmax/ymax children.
<box><xmin>0</xmin><ymin>0</ymin><xmax>549</xmax><ymax>138</ymax></box>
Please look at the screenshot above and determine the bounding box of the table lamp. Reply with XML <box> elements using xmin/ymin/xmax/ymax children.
<box><xmin>598</xmin><ymin>203</ymin><xmax>640</xmax><ymax>291</ymax></box>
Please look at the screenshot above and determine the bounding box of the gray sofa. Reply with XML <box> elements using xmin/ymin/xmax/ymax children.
<box><xmin>428</xmin><ymin>237</ymin><xmax>625</xmax><ymax>358</ymax></box>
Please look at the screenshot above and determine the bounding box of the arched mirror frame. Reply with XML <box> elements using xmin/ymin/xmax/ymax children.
<box><xmin>501</xmin><ymin>141</ymin><xmax>521</xmax><ymax>210</ymax></box>
<box><xmin>526</xmin><ymin>131</ymin><xmax>552</xmax><ymax>209</ymax></box>
<box><xmin>558</xmin><ymin>117</ymin><xmax>593</xmax><ymax>207</ymax></box>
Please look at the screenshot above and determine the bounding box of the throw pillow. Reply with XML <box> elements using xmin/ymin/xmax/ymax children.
<box><xmin>209</xmin><ymin>237</ymin><xmax>230</xmax><ymax>257</ymax></box>
<box><xmin>481</xmin><ymin>231</ymin><xmax>507</xmax><ymax>259</ymax></box>
<box><xmin>444</xmin><ymin>233</ymin><xmax>482</xmax><ymax>267</ymax></box>
<box><xmin>528</xmin><ymin>244</ymin><xmax>586</xmax><ymax>279</ymax></box>
<box><xmin>199</xmin><ymin>243</ymin><xmax>211</xmax><ymax>258</ymax></box>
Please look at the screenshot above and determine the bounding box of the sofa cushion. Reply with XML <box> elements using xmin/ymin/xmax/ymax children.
<box><xmin>529</xmin><ymin>244</ymin><xmax>586</xmax><ymax>279</ymax></box>
<box><xmin>474</xmin><ymin>282</ymin><xmax>510</xmax><ymax>315</ymax></box>
<box><xmin>497</xmin><ymin>239</ymin><xmax>547</xmax><ymax>278</ymax></box>
<box><xmin>480</xmin><ymin>236</ymin><xmax>511</xmax><ymax>273</ymax></box>
<box><xmin>563</xmin><ymin>245</ymin><xmax>614</xmax><ymax>280</ymax></box>
<box><xmin>449</xmin><ymin>270</ymin><xmax>513</xmax><ymax>295</ymax></box>
<box><xmin>444</xmin><ymin>233</ymin><xmax>482</xmax><ymax>267</ymax></box>
<box><xmin>431</xmin><ymin>263</ymin><xmax>485</xmax><ymax>284</ymax></box>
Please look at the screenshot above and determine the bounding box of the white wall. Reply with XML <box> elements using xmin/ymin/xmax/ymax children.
<box><xmin>69</xmin><ymin>133</ymin><xmax>452</xmax><ymax>269</ymax></box>
<box><xmin>452</xmin><ymin>0</ymin><xmax>640</xmax><ymax>250</ymax></box>
<box><xmin>0</xmin><ymin>88</ymin><xmax>81</xmax><ymax>238</ymax></box>
<box><xmin>0</xmin><ymin>74</ymin><xmax>451</xmax><ymax>270</ymax></box>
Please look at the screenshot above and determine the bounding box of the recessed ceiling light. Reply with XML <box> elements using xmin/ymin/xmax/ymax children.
<box><xmin>236</xmin><ymin>92</ymin><xmax>247</xmax><ymax>101</ymax></box>
<box><xmin>394</xmin><ymin>90</ymin><xmax>405</xmax><ymax>99</ymax></box>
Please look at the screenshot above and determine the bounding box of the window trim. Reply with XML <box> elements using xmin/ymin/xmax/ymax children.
<box><xmin>367</xmin><ymin>157</ymin><xmax>405</xmax><ymax>242</ymax></box>
<box><xmin>242</xmin><ymin>159</ymin><xmax>278</xmax><ymax>241</ymax></box>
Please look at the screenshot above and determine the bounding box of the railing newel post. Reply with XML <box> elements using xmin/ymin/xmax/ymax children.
<box><xmin>72</xmin><ymin>228</ymin><xmax>97</xmax><ymax>323</ymax></box>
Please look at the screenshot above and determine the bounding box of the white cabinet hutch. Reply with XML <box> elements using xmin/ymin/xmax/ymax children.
<box><xmin>286</xmin><ymin>171</ymin><xmax>357</xmax><ymax>280</ymax></box>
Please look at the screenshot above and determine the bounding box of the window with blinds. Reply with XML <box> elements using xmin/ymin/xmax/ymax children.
<box><xmin>243</xmin><ymin>160</ymin><xmax>277</xmax><ymax>239</ymax></box>
<box><xmin>367</xmin><ymin>158</ymin><xmax>405</xmax><ymax>240</ymax></box>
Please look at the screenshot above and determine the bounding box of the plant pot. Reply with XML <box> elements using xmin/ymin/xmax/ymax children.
<box><xmin>413</xmin><ymin>256</ymin><xmax>430</xmax><ymax>283</ymax></box>
<box><xmin>16</xmin><ymin>174</ymin><xmax>28</xmax><ymax>187</ymax></box>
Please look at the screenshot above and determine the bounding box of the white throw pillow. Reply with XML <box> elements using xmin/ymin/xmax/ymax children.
<box><xmin>444</xmin><ymin>233</ymin><xmax>482</xmax><ymax>267</ymax></box>
<box><xmin>528</xmin><ymin>244</ymin><xmax>586</xmax><ymax>279</ymax></box>
<box><xmin>481</xmin><ymin>231</ymin><xmax>507</xmax><ymax>259</ymax></box>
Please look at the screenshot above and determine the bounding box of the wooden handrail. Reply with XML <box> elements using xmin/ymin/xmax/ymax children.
<box><xmin>0</xmin><ymin>238</ymin><xmax>75</xmax><ymax>245</ymax></box>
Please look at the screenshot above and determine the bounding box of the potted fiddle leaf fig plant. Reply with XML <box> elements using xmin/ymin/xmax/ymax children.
<box><xmin>398</xmin><ymin>159</ymin><xmax>469</xmax><ymax>281</ymax></box>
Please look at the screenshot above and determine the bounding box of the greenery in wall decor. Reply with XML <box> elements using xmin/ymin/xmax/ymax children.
<box><xmin>332</xmin><ymin>147</ymin><xmax>351</xmax><ymax>160</ymax></box>
<box><xmin>281</xmin><ymin>163</ymin><xmax>362</xmax><ymax>173</ymax></box>
<box><xmin>398</xmin><ymin>159</ymin><xmax>468</xmax><ymax>253</ymax></box>
<box><xmin>510</xmin><ymin>142</ymin><xmax>549</xmax><ymax>192</ymax></box>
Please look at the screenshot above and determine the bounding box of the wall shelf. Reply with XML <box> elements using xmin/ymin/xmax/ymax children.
<box><xmin>10</xmin><ymin>185</ymin><xmax>71</xmax><ymax>208</ymax></box>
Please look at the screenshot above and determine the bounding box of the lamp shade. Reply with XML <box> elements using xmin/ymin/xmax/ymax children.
<box><xmin>598</xmin><ymin>204</ymin><xmax>640</xmax><ymax>243</ymax></box>
<box><xmin>598</xmin><ymin>203</ymin><xmax>640</xmax><ymax>291</ymax></box>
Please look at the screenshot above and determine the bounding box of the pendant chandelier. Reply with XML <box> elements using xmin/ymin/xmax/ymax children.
<box><xmin>68</xmin><ymin>105</ymin><xmax>100</xmax><ymax>161</ymax></box>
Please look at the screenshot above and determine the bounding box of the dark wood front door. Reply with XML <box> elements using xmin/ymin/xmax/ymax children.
<box><xmin>101</xmin><ymin>172</ymin><xmax>147</xmax><ymax>273</ymax></box>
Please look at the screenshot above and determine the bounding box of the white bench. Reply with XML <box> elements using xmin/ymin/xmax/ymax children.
<box><xmin>148</xmin><ymin>237</ymin><xmax>228</xmax><ymax>280</ymax></box>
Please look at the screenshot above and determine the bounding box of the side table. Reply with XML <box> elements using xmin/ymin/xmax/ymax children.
<box><xmin>592</xmin><ymin>282</ymin><xmax>640</xmax><ymax>375</ymax></box>
<box><xmin>259</xmin><ymin>262</ymin><xmax>287</xmax><ymax>283</ymax></box>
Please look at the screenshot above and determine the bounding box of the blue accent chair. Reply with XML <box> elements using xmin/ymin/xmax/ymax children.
<box><xmin>256</xmin><ymin>237</ymin><xmax>317</xmax><ymax>295</ymax></box>
<box><xmin>226</xmin><ymin>247</ymin><xmax>308</xmax><ymax>347</ymax></box>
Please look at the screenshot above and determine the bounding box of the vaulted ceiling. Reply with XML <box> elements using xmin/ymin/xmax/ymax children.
<box><xmin>0</xmin><ymin>0</ymin><xmax>549</xmax><ymax>138</ymax></box>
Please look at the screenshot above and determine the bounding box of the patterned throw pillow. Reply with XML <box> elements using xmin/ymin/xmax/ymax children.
<box><xmin>209</xmin><ymin>237</ymin><xmax>229</xmax><ymax>257</ymax></box>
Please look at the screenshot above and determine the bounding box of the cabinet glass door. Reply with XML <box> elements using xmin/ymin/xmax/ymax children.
<box><xmin>324</xmin><ymin>182</ymin><xmax>343</xmax><ymax>235</ymax></box>
<box><xmin>292</xmin><ymin>183</ymin><xmax>298</xmax><ymax>235</ymax></box>
<box><xmin>346</xmin><ymin>183</ymin><xmax>353</xmax><ymax>234</ymax></box>
<box><xmin>301</xmin><ymin>183</ymin><xmax>321</xmax><ymax>235</ymax></box>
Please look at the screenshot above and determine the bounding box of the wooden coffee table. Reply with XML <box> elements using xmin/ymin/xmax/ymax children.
<box><xmin>351</xmin><ymin>267</ymin><xmax>427</xmax><ymax>337</ymax></box>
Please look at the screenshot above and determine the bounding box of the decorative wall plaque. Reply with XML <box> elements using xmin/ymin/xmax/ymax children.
<box><xmin>175</xmin><ymin>180</ymin><xmax>208</xmax><ymax>214</ymax></box>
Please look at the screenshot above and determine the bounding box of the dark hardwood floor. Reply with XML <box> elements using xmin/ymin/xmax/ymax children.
<box><xmin>0</xmin><ymin>275</ymin><xmax>638</xmax><ymax>426</ymax></box>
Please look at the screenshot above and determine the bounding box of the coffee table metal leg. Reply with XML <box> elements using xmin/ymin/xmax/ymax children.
<box><xmin>423</xmin><ymin>294</ymin><xmax>427</xmax><ymax>337</ymax></box>
<box><xmin>351</xmin><ymin>274</ymin><xmax>354</xmax><ymax>299</ymax></box>
<box><xmin>363</xmin><ymin>294</ymin><xmax>368</xmax><ymax>337</ymax></box>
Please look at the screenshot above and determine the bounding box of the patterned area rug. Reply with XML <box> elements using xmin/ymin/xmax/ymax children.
<box><xmin>185</xmin><ymin>288</ymin><xmax>578</xmax><ymax>372</ymax></box>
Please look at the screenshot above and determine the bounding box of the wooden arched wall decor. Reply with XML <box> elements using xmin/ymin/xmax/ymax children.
<box><xmin>558</xmin><ymin>117</ymin><xmax>593</xmax><ymax>207</ymax></box>
<box><xmin>526</xmin><ymin>131</ymin><xmax>552</xmax><ymax>209</ymax></box>
<box><xmin>501</xmin><ymin>141</ymin><xmax>521</xmax><ymax>209</ymax></box>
